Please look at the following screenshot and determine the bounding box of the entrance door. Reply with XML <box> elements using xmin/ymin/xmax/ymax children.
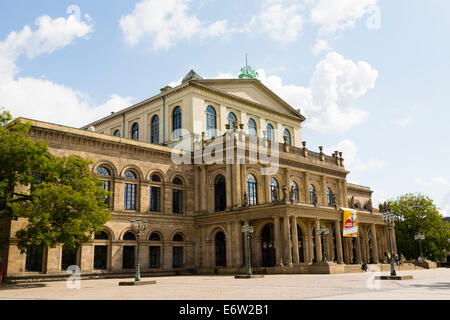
<box><xmin>261</xmin><ymin>224</ymin><xmax>276</xmax><ymax>267</ymax></box>
<box><xmin>215</xmin><ymin>232</ymin><xmax>227</xmax><ymax>266</ymax></box>
<box><xmin>94</xmin><ymin>246</ymin><xmax>107</xmax><ymax>270</ymax></box>
<box><xmin>122</xmin><ymin>246</ymin><xmax>135</xmax><ymax>269</ymax></box>
<box><xmin>173</xmin><ymin>246</ymin><xmax>183</xmax><ymax>268</ymax></box>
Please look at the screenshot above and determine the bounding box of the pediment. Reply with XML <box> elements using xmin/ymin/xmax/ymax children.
<box><xmin>194</xmin><ymin>79</ymin><xmax>304</xmax><ymax>120</ymax></box>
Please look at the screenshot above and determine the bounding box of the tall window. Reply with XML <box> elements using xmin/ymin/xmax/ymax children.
<box><xmin>149</xmin><ymin>232</ymin><xmax>161</xmax><ymax>268</ymax></box>
<box><xmin>124</xmin><ymin>170</ymin><xmax>137</xmax><ymax>210</ymax></box>
<box><xmin>131</xmin><ymin>123</ymin><xmax>139</xmax><ymax>140</ymax></box>
<box><xmin>150</xmin><ymin>174</ymin><xmax>161</xmax><ymax>212</ymax></box>
<box><xmin>228</xmin><ymin>112</ymin><xmax>237</xmax><ymax>128</ymax></box>
<box><xmin>172</xmin><ymin>177</ymin><xmax>183</xmax><ymax>214</ymax></box>
<box><xmin>113</xmin><ymin>129</ymin><xmax>121</xmax><ymax>137</ymax></box>
<box><xmin>206</xmin><ymin>106</ymin><xmax>217</xmax><ymax>137</ymax></box>
<box><xmin>327</xmin><ymin>187</ymin><xmax>333</xmax><ymax>206</ymax></box>
<box><xmin>247</xmin><ymin>174</ymin><xmax>258</xmax><ymax>206</ymax></box>
<box><xmin>214</xmin><ymin>175</ymin><xmax>226</xmax><ymax>212</ymax></box>
<box><xmin>173</xmin><ymin>234</ymin><xmax>183</xmax><ymax>269</ymax></box>
<box><xmin>266</xmin><ymin>124</ymin><xmax>274</xmax><ymax>141</ymax></box>
<box><xmin>151</xmin><ymin>115</ymin><xmax>159</xmax><ymax>144</ymax></box>
<box><xmin>290</xmin><ymin>181</ymin><xmax>299</xmax><ymax>202</ymax></box>
<box><xmin>248</xmin><ymin>118</ymin><xmax>257</xmax><ymax>136</ymax></box>
<box><xmin>270</xmin><ymin>177</ymin><xmax>279</xmax><ymax>203</ymax></box>
<box><xmin>97</xmin><ymin>166</ymin><xmax>111</xmax><ymax>206</ymax></box>
<box><xmin>309</xmin><ymin>184</ymin><xmax>316</xmax><ymax>204</ymax></box>
<box><xmin>25</xmin><ymin>246</ymin><xmax>43</xmax><ymax>272</ymax></box>
<box><xmin>283</xmin><ymin>128</ymin><xmax>291</xmax><ymax>145</ymax></box>
<box><xmin>172</xmin><ymin>106</ymin><xmax>182</xmax><ymax>139</ymax></box>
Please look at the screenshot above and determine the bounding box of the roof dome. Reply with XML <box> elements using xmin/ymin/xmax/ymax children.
<box><xmin>182</xmin><ymin>69</ymin><xmax>203</xmax><ymax>84</ymax></box>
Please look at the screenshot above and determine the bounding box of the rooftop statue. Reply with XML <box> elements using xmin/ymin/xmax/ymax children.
<box><xmin>239</xmin><ymin>54</ymin><xmax>259</xmax><ymax>79</ymax></box>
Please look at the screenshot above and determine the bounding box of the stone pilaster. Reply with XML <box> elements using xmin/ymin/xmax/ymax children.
<box><xmin>371</xmin><ymin>224</ymin><xmax>379</xmax><ymax>263</ymax></box>
<box><xmin>273</xmin><ymin>217</ymin><xmax>283</xmax><ymax>266</ymax></box>
<box><xmin>226</xmin><ymin>164</ymin><xmax>232</xmax><ymax>209</ymax></box>
<box><xmin>226</xmin><ymin>222</ymin><xmax>233</xmax><ymax>267</ymax></box>
<box><xmin>283</xmin><ymin>217</ymin><xmax>293</xmax><ymax>266</ymax></box>
<box><xmin>314</xmin><ymin>219</ymin><xmax>322</xmax><ymax>263</ymax></box>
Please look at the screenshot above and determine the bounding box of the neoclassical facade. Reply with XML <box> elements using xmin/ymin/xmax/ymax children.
<box><xmin>0</xmin><ymin>70</ymin><xmax>396</xmax><ymax>280</ymax></box>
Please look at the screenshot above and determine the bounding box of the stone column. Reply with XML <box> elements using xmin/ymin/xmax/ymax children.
<box><xmin>243</xmin><ymin>220</ymin><xmax>249</xmax><ymax>267</ymax></box>
<box><xmin>334</xmin><ymin>220</ymin><xmax>344</xmax><ymax>264</ymax></box>
<box><xmin>194</xmin><ymin>166</ymin><xmax>200</xmax><ymax>212</ymax></box>
<box><xmin>291</xmin><ymin>216</ymin><xmax>300</xmax><ymax>264</ymax></box>
<box><xmin>200</xmin><ymin>167</ymin><xmax>207</xmax><ymax>212</ymax></box>
<box><xmin>273</xmin><ymin>217</ymin><xmax>283</xmax><ymax>266</ymax></box>
<box><xmin>364</xmin><ymin>228</ymin><xmax>370</xmax><ymax>263</ymax></box>
<box><xmin>263</xmin><ymin>174</ymin><xmax>270</xmax><ymax>204</ymax></box>
<box><xmin>356</xmin><ymin>234</ymin><xmax>362</xmax><ymax>264</ymax></box>
<box><xmin>232</xmin><ymin>221</ymin><xmax>243</xmax><ymax>267</ymax></box>
<box><xmin>226</xmin><ymin>223</ymin><xmax>233</xmax><ymax>268</ymax></box>
<box><xmin>337</xmin><ymin>180</ymin><xmax>344</xmax><ymax>207</ymax></box>
<box><xmin>304</xmin><ymin>173</ymin><xmax>310</xmax><ymax>203</ymax></box>
<box><xmin>226</xmin><ymin>164</ymin><xmax>232</xmax><ymax>210</ymax></box>
<box><xmin>201</xmin><ymin>227</ymin><xmax>207</xmax><ymax>267</ymax></box>
<box><xmin>284</xmin><ymin>168</ymin><xmax>291</xmax><ymax>198</ymax></box>
<box><xmin>371</xmin><ymin>224</ymin><xmax>379</xmax><ymax>263</ymax></box>
<box><xmin>321</xmin><ymin>176</ymin><xmax>327</xmax><ymax>205</ymax></box>
<box><xmin>255</xmin><ymin>236</ymin><xmax>262</xmax><ymax>267</ymax></box>
<box><xmin>342</xmin><ymin>180</ymin><xmax>348</xmax><ymax>207</ymax></box>
<box><xmin>283</xmin><ymin>217</ymin><xmax>293</xmax><ymax>266</ymax></box>
<box><xmin>232</xmin><ymin>163</ymin><xmax>241</xmax><ymax>208</ymax></box>
<box><xmin>240</xmin><ymin>164</ymin><xmax>247</xmax><ymax>205</ymax></box>
<box><xmin>314</xmin><ymin>219</ymin><xmax>322</xmax><ymax>263</ymax></box>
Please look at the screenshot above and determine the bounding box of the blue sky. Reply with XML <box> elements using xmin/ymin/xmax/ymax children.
<box><xmin>1</xmin><ymin>0</ymin><xmax>449</xmax><ymax>216</ymax></box>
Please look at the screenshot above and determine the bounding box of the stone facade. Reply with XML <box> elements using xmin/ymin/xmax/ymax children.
<box><xmin>1</xmin><ymin>74</ymin><xmax>395</xmax><ymax>279</ymax></box>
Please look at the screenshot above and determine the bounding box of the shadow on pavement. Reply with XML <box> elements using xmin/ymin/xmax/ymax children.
<box><xmin>409</xmin><ymin>282</ymin><xmax>450</xmax><ymax>290</ymax></box>
<box><xmin>0</xmin><ymin>283</ymin><xmax>47</xmax><ymax>290</ymax></box>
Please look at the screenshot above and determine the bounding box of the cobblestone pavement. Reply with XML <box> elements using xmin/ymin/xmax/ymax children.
<box><xmin>0</xmin><ymin>269</ymin><xmax>449</xmax><ymax>300</ymax></box>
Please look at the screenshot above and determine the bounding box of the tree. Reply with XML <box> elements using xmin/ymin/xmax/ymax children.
<box><xmin>0</xmin><ymin>108</ymin><xmax>111</xmax><ymax>253</ymax></box>
<box><xmin>390</xmin><ymin>193</ymin><xmax>450</xmax><ymax>261</ymax></box>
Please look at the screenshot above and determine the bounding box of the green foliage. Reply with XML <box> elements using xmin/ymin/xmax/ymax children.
<box><xmin>390</xmin><ymin>193</ymin><xmax>450</xmax><ymax>261</ymax></box>
<box><xmin>0</xmin><ymin>108</ymin><xmax>111</xmax><ymax>253</ymax></box>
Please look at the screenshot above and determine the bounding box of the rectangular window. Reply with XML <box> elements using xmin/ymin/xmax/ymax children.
<box><xmin>94</xmin><ymin>246</ymin><xmax>107</xmax><ymax>270</ymax></box>
<box><xmin>149</xmin><ymin>246</ymin><xmax>161</xmax><ymax>268</ymax></box>
<box><xmin>124</xmin><ymin>183</ymin><xmax>136</xmax><ymax>210</ymax></box>
<box><xmin>122</xmin><ymin>246</ymin><xmax>135</xmax><ymax>269</ymax></box>
<box><xmin>25</xmin><ymin>246</ymin><xmax>43</xmax><ymax>272</ymax></box>
<box><xmin>150</xmin><ymin>187</ymin><xmax>161</xmax><ymax>212</ymax></box>
<box><xmin>172</xmin><ymin>189</ymin><xmax>183</xmax><ymax>214</ymax></box>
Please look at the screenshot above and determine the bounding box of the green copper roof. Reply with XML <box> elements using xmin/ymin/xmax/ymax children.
<box><xmin>239</xmin><ymin>54</ymin><xmax>259</xmax><ymax>79</ymax></box>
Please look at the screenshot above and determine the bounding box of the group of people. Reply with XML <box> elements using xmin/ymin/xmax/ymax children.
<box><xmin>361</xmin><ymin>251</ymin><xmax>405</xmax><ymax>271</ymax></box>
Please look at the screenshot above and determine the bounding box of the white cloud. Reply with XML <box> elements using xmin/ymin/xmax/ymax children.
<box><xmin>393</xmin><ymin>115</ymin><xmax>413</xmax><ymax>127</ymax></box>
<box><xmin>312</xmin><ymin>39</ymin><xmax>332</xmax><ymax>55</ymax></box>
<box><xmin>440</xmin><ymin>192</ymin><xmax>450</xmax><ymax>217</ymax></box>
<box><xmin>120</xmin><ymin>0</ymin><xmax>231</xmax><ymax>50</ymax></box>
<box><xmin>415</xmin><ymin>177</ymin><xmax>450</xmax><ymax>187</ymax></box>
<box><xmin>257</xmin><ymin>52</ymin><xmax>378</xmax><ymax>132</ymax></box>
<box><xmin>0</xmin><ymin>12</ymin><xmax>134</xmax><ymax>128</ymax></box>
<box><xmin>325</xmin><ymin>139</ymin><xmax>385</xmax><ymax>173</ymax></box>
<box><xmin>247</xmin><ymin>0</ymin><xmax>304</xmax><ymax>44</ymax></box>
<box><xmin>310</xmin><ymin>0</ymin><xmax>378</xmax><ymax>34</ymax></box>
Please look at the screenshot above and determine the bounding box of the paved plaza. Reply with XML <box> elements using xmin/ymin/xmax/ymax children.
<box><xmin>0</xmin><ymin>269</ymin><xmax>449</xmax><ymax>300</ymax></box>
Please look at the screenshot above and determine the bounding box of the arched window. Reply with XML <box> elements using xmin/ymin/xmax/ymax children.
<box><xmin>173</xmin><ymin>234</ymin><xmax>183</xmax><ymax>268</ymax></box>
<box><xmin>94</xmin><ymin>231</ymin><xmax>109</xmax><ymax>270</ymax></box>
<box><xmin>124</xmin><ymin>170</ymin><xmax>137</xmax><ymax>210</ymax></box>
<box><xmin>247</xmin><ymin>174</ymin><xmax>258</xmax><ymax>206</ymax></box>
<box><xmin>131</xmin><ymin>123</ymin><xmax>139</xmax><ymax>140</ymax></box>
<box><xmin>309</xmin><ymin>184</ymin><xmax>316</xmax><ymax>204</ymax></box>
<box><xmin>283</xmin><ymin>128</ymin><xmax>291</xmax><ymax>145</ymax></box>
<box><xmin>215</xmin><ymin>232</ymin><xmax>226</xmax><ymax>266</ymax></box>
<box><xmin>94</xmin><ymin>231</ymin><xmax>109</xmax><ymax>240</ymax></box>
<box><xmin>327</xmin><ymin>187</ymin><xmax>333</xmax><ymax>206</ymax></box>
<box><xmin>172</xmin><ymin>178</ymin><xmax>183</xmax><ymax>214</ymax></box>
<box><xmin>151</xmin><ymin>115</ymin><xmax>159</xmax><ymax>144</ymax></box>
<box><xmin>149</xmin><ymin>232</ymin><xmax>161</xmax><ymax>268</ymax></box>
<box><xmin>123</xmin><ymin>232</ymin><xmax>136</xmax><ymax>241</ymax></box>
<box><xmin>266</xmin><ymin>124</ymin><xmax>274</xmax><ymax>141</ymax></box>
<box><xmin>270</xmin><ymin>177</ymin><xmax>279</xmax><ymax>203</ymax></box>
<box><xmin>97</xmin><ymin>167</ymin><xmax>110</xmax><ymax>176</ymax></box>
<box><xmin>150</xmin><ymin>174</ymin><xmax>161</xmax><ymax>212</ymax></box>
<box><xmin>97</xmin><ymin>167</ymin><xmax>111</xmax><ymax>207</ymax></box>
<box><xmin>290</xmin><ymin>181</ymin><xmax>299</xmax><ymax>202</ymax></box>
<box><xmin>172</xmin><ymin>106</ymin><xmax>182</xmax><ymax>139</ymax></box>
<box><xmin>248</xmin><ymin>118</ymin><xmax>257</xmax><ymax>136</ymax></box>
<box><xmin>214</xmin><ymin>175</ymin><xmax>226</xmax><ymax>212</ymax></box>
<box><xmin>206</xmin><ymin>106</ymin><xmax>217</xmax><ymax>137</ymax></box>
<box><xmin>228</xmin><ymin>112</ymin><xmax>237</xmax><ymax>128</ymax></box>
<box><xmin>113</xmin><ymin>129</ymin><xmax>121</xmax><ymax>137</ymax></box>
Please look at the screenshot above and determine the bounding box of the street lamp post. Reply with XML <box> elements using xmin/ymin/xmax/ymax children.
<box><xmin>241</xmin><ymin>225</ymin><xmax>254</xmax><ymax>275</ymax></box>
<box><xmin>382</xmin><ymin>213</ymin><xmax>396</xmax><ymax>276</ymax></box>
<box><xmin>318</xmin><ymin>226</ymin><xmax>329</xmax><ymax>262</ymax></box>
<box><xmin>130</xmin><ymin>218</ymin><xmax>148</xmax><ymax>281</ymax></box>
<box><xmin>414</xmin><ymin>233</ymin><xmax>425</xmax><ymax>260</ymax></box>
